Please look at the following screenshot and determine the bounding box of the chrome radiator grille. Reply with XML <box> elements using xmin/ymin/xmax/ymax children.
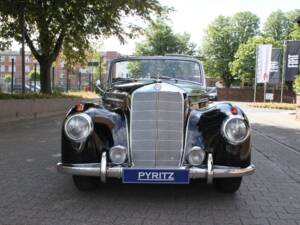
<box><xmin>130</xmin><ymin>90</ymin><xmax>184</xmax><ymax>167</ymax></box>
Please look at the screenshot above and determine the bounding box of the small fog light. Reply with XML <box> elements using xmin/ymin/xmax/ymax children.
<box><xmin>109</xmin><ymin>145</ymin><xmax>127</xmax><ymax>165</ymax></box>
<box><xmin>186</xmin><ymin>146</ymin><xmax>206</xmax><ymax>166</ymax></box>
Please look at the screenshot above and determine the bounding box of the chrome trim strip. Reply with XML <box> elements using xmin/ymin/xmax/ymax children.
<box><xmin>124</xmin><ymin>113</ymin><xmax>131</xmax><ymax>166</ymax></box>
<box><xmin>57</xmin><ymin>163</ymin><xmax>255</xmax><ymax>180</ymax></box>
<box><xmin>100</xmin><ymin>152</ymin><xmax>107</xmax><ymax>183</ymax></box>
<box><xmin>182</xmin><ymin>110</ymin><xmax>197</xmax><ymax>165</ymax></box>
<box><xmin>207</xmin><ymin>153</ymin><xmax>213</xmax><ymax>184</ymax></box>
<box><xmin>56</xmin><ymin>162</ymin><xmax>100</xmax><ymax>177</ymax></box>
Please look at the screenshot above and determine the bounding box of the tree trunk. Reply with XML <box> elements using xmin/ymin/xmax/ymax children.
<box><xmin>39</xmin><ymin>59</ymin><xmax>52</xmax><ymax>94</ymax></box>
<box><xmin>223</xmin><ymin>77</ymin><xmax>231</xmax><ymax>88</ymax></box>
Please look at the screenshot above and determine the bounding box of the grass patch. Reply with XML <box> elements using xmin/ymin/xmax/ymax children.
<box><xmin>248</xmin><ymin>102</ymin><xmax>296</xmax><ymax>110</ymax></box>
<box><xmin>0</xmin><ymin>91</ymin><xmax>99</xmax><ymax>100</ymax></box>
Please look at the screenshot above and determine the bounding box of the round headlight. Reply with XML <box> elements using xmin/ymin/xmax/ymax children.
<box><xmin>64</xmin><ymin>113</ymin><xmax>93</xmax><ymax>142</ymax></box>
<box><xmin>186</xmin><ymin>146</ymin><xmax>206</xmax><ymax>166</ymax></box>
<box><xmin>222</xmin><ymin>116</ymin><xmax>249</xmax><ymax>145</ymax></box>
<box><xmin>109</xmin><ymin>145</ymin><xmax>127</xmax><ymax>165</ymax></box>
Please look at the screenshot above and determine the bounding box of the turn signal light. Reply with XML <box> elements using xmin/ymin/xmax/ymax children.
<box><xmin>75</xmin><ymin>103</ymin><xmax>84</xmax><ymax>112</ymax></box>
<box><xmin>231</xmin><ymin>106</ymin><xmax>238</xmax><ymax>115</ymax></box>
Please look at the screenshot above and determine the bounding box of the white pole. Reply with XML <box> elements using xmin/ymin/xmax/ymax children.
<box><xmin>263</xmin><ymin>82</ymin><xmax>267</xmax><ymax>102</ymax></box>
<box><xmin>254</xmin><ymin>45</ymin><xmax>258</xmax><ymax>102</ymax></box>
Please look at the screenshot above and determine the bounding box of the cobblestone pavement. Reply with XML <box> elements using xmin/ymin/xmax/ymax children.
<box><xmin>0</xmin><ymin>106</ymin><xmax>300</xmax><ymax>225</ymax></box>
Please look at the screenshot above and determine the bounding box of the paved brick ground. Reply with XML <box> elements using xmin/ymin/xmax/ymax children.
<box><xmin>0</xmin><ymin>110</ymin><xmax>300</xmax><ymax>225</ymax></box>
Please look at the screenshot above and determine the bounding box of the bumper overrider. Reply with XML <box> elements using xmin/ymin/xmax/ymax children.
<box><xmin>57</xmin><ymin>152</ymin><xmax>255</xmax><ymax>184</ymax></box>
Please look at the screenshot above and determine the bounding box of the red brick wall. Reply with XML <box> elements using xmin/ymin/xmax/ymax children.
<box><xmin>217</xmin><ymin>88</ymin><xmax>296</xmax><ymax>103</ymax></box>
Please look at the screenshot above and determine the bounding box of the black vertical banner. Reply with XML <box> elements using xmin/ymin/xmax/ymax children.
<box><xmin>285</xmin><ymin>40</ymin><xmax>300</xmax><ymax>81</ymax></box>
<box><xmin>269</xmin><ymin>48</ymin><xmax>281</xmax><ymax>84</ymax></box>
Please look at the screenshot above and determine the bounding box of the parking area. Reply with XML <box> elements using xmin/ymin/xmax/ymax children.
<box><xmin>0</xmin><ymin>103</ymin><xmax>300</xmax><ymax>225</ymax></box>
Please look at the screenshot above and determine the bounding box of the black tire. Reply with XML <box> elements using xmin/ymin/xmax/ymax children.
<box><xmin>214</xmin><ymin>177</ymin><xmax>242</xmax><ymax>193</ymax></box>
<box><xmin>72</xmin><ymin>175</ymin><xmax>100</xmax><ymax>191</ymax></box>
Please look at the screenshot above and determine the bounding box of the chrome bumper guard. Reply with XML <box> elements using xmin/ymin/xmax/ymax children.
<box><xmin>57</xmin><ymin>153</ymin><xmax>255</xmax><ymax>184</ymax></box>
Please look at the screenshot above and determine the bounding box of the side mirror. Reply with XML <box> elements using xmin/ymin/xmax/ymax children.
<box><xmin>95</xmin><ymin>79</ymin><xmax>105</xmax><ymax>95</ymax></box>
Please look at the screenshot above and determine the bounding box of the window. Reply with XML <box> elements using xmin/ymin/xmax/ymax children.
<box><xmin>25</xmin><ymin>65</ymin><xmax>30</xmax><ymax>72</ymax></box>
<box><xmin>25</xmin><ymin>56</ymin><xmax>30</xmax><ymax>63</ymax></box>
<box><xmin>0</xmin><ymin>56</ymin><xmax>4</xmax><ymax>62</ymax></box>
<box><xmin>8</xmin><ymin>65</ymin><xmax>16</xmax><ymax>72</ymax></box>
<box><xmin>8</xmin><ymin>56</ymin><xmax>16</xmax><ymax>62</ymax></box>
<box><xmin>0</xmin><ymin>65</ymin><xmax>5</xmax><ymax>72</ymax></box>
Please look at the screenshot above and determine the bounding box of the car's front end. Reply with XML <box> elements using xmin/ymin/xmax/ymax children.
<box><xmin>57</xmin><ymin>56</ymin><xmax>255</xmax><ymax>193</ymax></box>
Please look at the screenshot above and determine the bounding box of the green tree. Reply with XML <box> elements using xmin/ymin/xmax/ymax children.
<box><xmin>202</xmin><ymin>12</ymin><xmax>260</xmax><ymax>87</ymax></box>
<box><xmin>135</xmin><ymin>19</ymin><xmax>196</xmax><ymax>56</ymax></box>
<box><xmin>0</xmin><ymin>1</ymin><xmax>163</xmax><ymax>93</ymax></box>
<box><xmin>288</xmin><ymin>23</ymin><xmax>300</xmax><ymax>40</ymax></box>
<box><xmin>230</xmin><ymin>36</ymin><xmax>280</xmax><ymax>82</ymax></box>
<box><xmin>294</xmin><ymin>75</ymin><xmax>300</xmax><ymax>94</ymax></box>
<box><xmin>28</xmin><ymin>69</ymin><xmax>40</xmax><ymax>81</ymax></box>
<box><xmin>263</xmin><ymin>10</ymin><xmax>293</xmax><ymax>42</ymax></box>
<box><xmin>232</xmin><ymin>11</ymin><xmax>260</xmax><ymax>46</ymax></box>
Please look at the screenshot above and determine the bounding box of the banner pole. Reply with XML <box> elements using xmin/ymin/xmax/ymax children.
<box><xmin>263</xmin><ymin>82</ymin><xmax>267</xmax><ymax>102</ymax></box>
<box><xmin>254</xmin><ymin>45</ymin><xmax>258</xmax><ymax>102</ymax></box>
<box><xmin>281</xmin><ymin>40</ymin><xmax>287</xmax><ymax>103</ymax></box>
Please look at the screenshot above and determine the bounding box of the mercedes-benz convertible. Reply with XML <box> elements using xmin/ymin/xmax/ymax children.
<box><xmin>57</xmin><ymin>55</ymin><xmax>255</xmax><ymax>193</ymax></box>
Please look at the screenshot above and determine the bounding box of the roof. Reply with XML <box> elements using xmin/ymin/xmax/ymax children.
<box><xmin>0</xmin><ymin>51</ymin><xmax>32</xmax><ymax>56</ymax></box>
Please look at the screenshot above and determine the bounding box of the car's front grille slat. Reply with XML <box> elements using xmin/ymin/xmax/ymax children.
<box><xmin>131</xmin><ymin>90</ymin><xmax>184</xmax><ymax>167</ymax></box>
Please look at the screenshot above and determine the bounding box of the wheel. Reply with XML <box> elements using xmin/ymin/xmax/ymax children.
<box><xmin>72</xmin><ymin>175</ymin><xmax>100</xmax><ymax>191</ymax></box>
<box><xmin>214</xmin><ymin>177</ymin><xmax>242</xmax><ymax>193</ymax></box>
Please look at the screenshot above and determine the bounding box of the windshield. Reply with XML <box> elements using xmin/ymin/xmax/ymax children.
<box><xmin>110</xmin><ymin>59</ymin><xmax>203</xmax><ymax>84</ymax></box>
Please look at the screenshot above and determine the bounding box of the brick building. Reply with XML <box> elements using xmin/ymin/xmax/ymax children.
<box><xmin>0</xmin><ymin>50</ymin><xmax>38</xmax><ymax>83</ymax></box>
<box><xmin>0</xmin><ymin>50</ymin><xmax>121</xmax><ymax>92</ymax></box>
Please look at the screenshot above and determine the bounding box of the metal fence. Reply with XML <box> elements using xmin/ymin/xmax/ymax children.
<box><xmin>0</xmin><ymin>59</ymin><xmax>95</xmax><ymax>94</ymax></box>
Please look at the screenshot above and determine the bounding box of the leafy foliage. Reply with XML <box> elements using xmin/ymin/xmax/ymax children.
<box><xmin>4</xmin><ymin>74</ymin><xmax>12</xmax><ymax>82</ymax></box>
<box><xmin>28</xmin><ymin>69</ymin><xmax>40</xmax><ymax>81</ymax></box>
<box><xmin>135</xmin><ymin>18</ymin><xmax>196</xmax><ymax>56</ymax></box>
<box><xmin>293</xmin><ymin>75</ymin><xmax>300</xmax><ymax>94</ymax></box>
<box><xmin>0</xmin><ymin>0</ymin><xmax>163</xmax><ymax>93</ymax></box>
<box><xmin>202</xmin><ymin>12</ymin><xmax>260</xmax><ymax>87</ymax></box>
<box><xmin>230</xmin><ymin>36</ymin><xmax>280</xmax><ymax>82</ymax></box>
<box><xmin>263</xmin><ymin>9</ymin><xmax>300</xmax><ymax>42</ymax></box>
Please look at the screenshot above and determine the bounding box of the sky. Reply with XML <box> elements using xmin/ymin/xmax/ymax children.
<box><xmin>101</xmin><ymin>0</ymin><xmax>300</xmax><ymax>54</ymax></box>
<box><xmin>11</xmin><ymin>0</ymin><xmax>300</xmax><ymax>54</ymax></box>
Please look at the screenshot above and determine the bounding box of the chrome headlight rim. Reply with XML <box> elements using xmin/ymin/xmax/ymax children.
<box><xmin>64</xmin><ymin>113</ymin><xmax>93</xmax><ymax>142</ymax></box>
<box><xmin>109</xmin><ymin>145</ymin><xmax>127</xmax><ymax>165</ymax></box>
<box><xmin>221</xmin><ymin>115</ymin><xmax>250</xmax><ymax>145</ymax></box>
<box><xmin>186</xmin><ymin>146</ymin><xmax>206</xmax><ymax>166</ymax></box>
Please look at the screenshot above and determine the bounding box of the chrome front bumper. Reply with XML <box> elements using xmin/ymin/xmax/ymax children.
<box><xmin>57</xmin><ymin>153</ymin><xmax>255</xmax><ymax>184</ymax></box>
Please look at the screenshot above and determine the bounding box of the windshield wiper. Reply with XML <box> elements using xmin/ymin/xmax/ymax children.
<box><xmin>149</xmin><ymin>75</ymin><xmax>175</xmax><ymax>80</ymax></box>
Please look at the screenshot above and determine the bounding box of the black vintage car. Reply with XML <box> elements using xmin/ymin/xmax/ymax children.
<box><xmin>57</xmin><ymin>55</ymin><xmax>255</xmax><ymax>193</ymax></box>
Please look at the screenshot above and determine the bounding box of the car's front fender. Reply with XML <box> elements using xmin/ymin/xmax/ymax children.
<box><xmin>184</xmin><ymin>103</ymin><xmax>251</xmax><ymax>168</ymax></box>
<box><xmin>61</xmin><ymin>103</ymin><xmax>128</xmax><ymax>164</ymax></box>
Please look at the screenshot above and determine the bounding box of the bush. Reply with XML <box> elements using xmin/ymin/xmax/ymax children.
<box><xmin>4</xmin><ymin>74</ymin><xmax>12</xmax><ymax>82</ymax></box>
<box><xmin>248</xmin><ymin>102</ymin><xmax>296</xmax><ymax>110</ymax></box>
<box><xmin>28</xmin><ymin>70</ymin><xmax>40</xmax><ymax>81</ymax></box>
<box><xmin>293</xmin><ymin>75</ymin><xmax>300</xmax><ymax>94</ymax></box>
